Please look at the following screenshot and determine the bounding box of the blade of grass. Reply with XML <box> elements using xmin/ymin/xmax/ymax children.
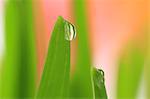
<box><xmin>69</xmin><ymin>0</ymin><xmax>93</xmax><ymax>98</ymax></box>
<box><xmin>92</xmin><ymin>68</ymin><xmax>108</xmax><ymax>99</ymax></box>
<box><xmin>145</xmin><ymin>23</ymin><xmax>150</xmax><ymax>99</ymax></box>
<box><xmin>117</xmin><ymin>43</ymin><xmax>145</xmax><ymax>99</ymax></box>
<box><xmin>32</xmin><ymin>0</ymin><xmax>48</xmax><ymax>81</ymax></box>
<box><xmin>1</xmin><ymin>0</ymin><xmax>36</xmax><ymax>98</ymax></box>
<box><xmin>36</xmin><ymin>16</ymin><xmax>70</xmax><ymax>98</ymax></box>
<box><xmin>0</xmin><ymin>58</ymin><xmax>2</xmax><ymax>96</ymax></box>
<box><xmin>146</xmin><ymin>57</ymin><xmax>150</xmax><ymax>99</ymax></box>
<box><xmin>143</xmin><ymin>7</ymin><xmax>150</xmax><ymax>99</ymax></box>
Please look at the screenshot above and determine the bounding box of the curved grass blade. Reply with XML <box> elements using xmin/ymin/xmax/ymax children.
<box><xmin>92</xmin><ymin>68</ymin><xmax>108</xmax><ymax>99</ymax></box>
<box><xmin>117</xmin><ymin>44</ymin><xmax>145</xmax><ymax>99</ymax></box>
<box><xmin>69</xmin><ymin>0</ymin><xmax>93</xmax><ymax>98</ymax></box>
<box><xmin>1</xmin><ymin>0</ymin><xmax>36</xmax><ymax>98</ymax></box>
<box><xmin>143</xmin><ymin>23</ymin><xmax>150</xmax><ymax>99</ymax></box>
<box><xmin>36</xmin><ymin>16</ymin><xmax>70</xmax><ymax>98</ymax></box>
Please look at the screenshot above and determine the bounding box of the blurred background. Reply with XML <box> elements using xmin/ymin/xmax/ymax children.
<box><xmin>0</xmin><ymin>0</ymin><xmax>149</xmax><ymax>98</ymax></box>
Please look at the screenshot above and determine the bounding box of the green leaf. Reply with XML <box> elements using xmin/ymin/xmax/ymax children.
<box><xmin>117</xmin><ymin>44</ymin><xmax>145</xmax><ymax>99</ymax></box>
<box><xmin>36</xmin><ymin>16</ymin><xmax>70</xmax><ymax>98</ymax></box>
<box><xmin>69</xmin><ymin>0</ymin><xmax>93</xmax><ymax>98</ymax></box>
<box><xmin>1</xmin><ymin>0</ymin><xmax>36</xmax><ymax>98</ymax></box>
<box><xmin>144</xmin><ymin>25</ymin><xmax>150</xmax><ymax>99</ymax></box>
<box><xmin>0</xmin><ymin>58</ymin><xmax>2</xmax><ymax>96</ymax></box>
<box><xmin>92</xmin><ymin>68</ymin><xmax>108</xmax><ymax>99</ymax></box>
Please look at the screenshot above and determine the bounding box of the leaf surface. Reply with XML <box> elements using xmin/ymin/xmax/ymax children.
<box><xmin>1</xmin><ymin>0</ymin><xmax>36</xmax><ymax>98</ymax></box>
<box><xmin>36</xmin><ymin>16</ymin><xmax>70</xmax><ymax>98</ymax></box>
<box><xmin>117</xmin><ymin>44</ymin><xmax>145</xmax><ymax>99</ymax></box>
<box><xmin>69</xmin><ymin>0</ymin><xmax>93</xmax><ymax>98</ymax></box>
<box><xmin>92</xmin><ymin>68</ymin><xmax>108</xmax><ymax>99</ymax></box>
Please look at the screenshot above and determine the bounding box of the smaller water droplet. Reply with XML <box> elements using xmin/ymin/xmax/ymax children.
<box><xmin>96</xmin><ymin>69</ymin><xmax>105</xmax><ymax>83</ymax></box>
<box><xmin>64</xmin><ymin>20</ymin><xmax>76</xmax><ymax>41</ymax></box>
<box><xmin>98</xmin><ymin>69</ymin><xmax>104</xmax><ymax>76</ymax></box>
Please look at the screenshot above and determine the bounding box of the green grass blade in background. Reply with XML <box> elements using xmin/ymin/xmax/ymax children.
<box><xmin>0</xmin><ymin>58</ymin><xmax>3</xmax><ymax>96</ymax></box>
<box><xmin>69</xmin><ymin>0</ymin><xmax>93</xmax><ymax>98</ymax></box>
<box><xmin>146</xmin><ymin>56</ymin><xmax>150</xmax><ymax>99</ymax></box>
<box><xmin>1</xmin><ymin>0</ymin><xmax>36</xmax><ymax>98</ymax></box>
<box><xmin>145</xmin><ymin>23</ymin><xmax>150</xmax><ymax>99</ymax></box>
<box><xmin>145</xmin><ymin>53</ymin><xmax>150</xmax><ymax>99</ymax></box>
<box><xmin>36</xmin><ymin>16</ymin><xmax>70</xmax><ymax>98</ymax></box>
<box><xmin>117</xmin><ymin>44</ymin><xmax>145</xmax><ymax>99</ymax></box>
<box><xmin>92</xmin><ymin>68</ymin><xmax>108</xmax><ymax>99</ymax></box>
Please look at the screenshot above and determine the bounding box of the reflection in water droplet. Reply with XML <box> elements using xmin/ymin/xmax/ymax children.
<box><xmin>64</xmin><ymin>20</ymin><xmax>76</xmax><ymax>41</ymax></box>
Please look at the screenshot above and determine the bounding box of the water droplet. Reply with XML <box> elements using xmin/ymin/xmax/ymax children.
<box><xmin>97</xmin><ymin>69</ymin><xmax>105</xmax><ymax>83</ymax></box>
<box><xmin>64</xmin><ymin>20</ymin><xmax>76</xmax><ymax>41</ymax></box>
<box><xmin>98</xmin><ymin>69</ymin><xmax>104</xmax><ymax>76</ymax></box>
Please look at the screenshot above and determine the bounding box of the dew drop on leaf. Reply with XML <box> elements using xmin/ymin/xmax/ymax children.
<box><xmin>64</xmin><ymin>20</ymin><xmax>76</xmax><ymax>41</ymax></box>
